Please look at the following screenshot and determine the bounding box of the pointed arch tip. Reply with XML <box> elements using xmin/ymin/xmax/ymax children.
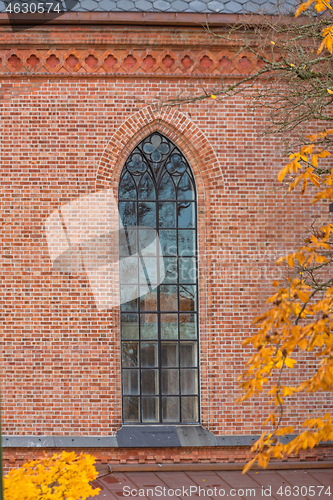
<box><xmin>95</xmin><ymin>105</ymin><xmax>223</xmax><ymax>196</ymax></box>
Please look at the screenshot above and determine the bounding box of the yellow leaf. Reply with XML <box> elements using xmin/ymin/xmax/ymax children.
<box><xmin>285</xmin><ymin>357</ymin><xmax>297</xmax><ymax>368</ymax></box>
<box><xmin>211</xmin><ymin>95</ymin><xmax>217</xmax><ymax>99</ymax></box>
<box><xmin>278</xmin><ymin>165</ymin><xmax>289</xmax><ymax>182</ymax></box>
<box><xmin>328</xmin><ymin>89</ymin><xmax>333</xmax><ymax>94</ymax></box>
<box><xmin>297</xmin><ymin>290</ymin><xmax>309</xmax><ymax>302</ymax></box>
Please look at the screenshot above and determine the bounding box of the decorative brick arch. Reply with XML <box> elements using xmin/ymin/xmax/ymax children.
<box><xmin>96</xmin><ymin>104</ymin><xmax>222</xmax><ymax>196</ymax></box>
<box><xmin>96</xmin><ymin>105</ymin><xmax>221</xmax><ymax>430</ymax></box>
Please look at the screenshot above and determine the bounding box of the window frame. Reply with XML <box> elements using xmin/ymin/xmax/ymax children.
<box><xmin>118</xmin><ymin>132</ymin><xmax>200</xmax><ymax>425</ymax></box>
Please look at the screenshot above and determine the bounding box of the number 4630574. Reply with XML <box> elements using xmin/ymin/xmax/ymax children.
<box><xmin>277</xmin><ymin>486</ymin><xmax>331</xmax><ymax>497</ymax></box>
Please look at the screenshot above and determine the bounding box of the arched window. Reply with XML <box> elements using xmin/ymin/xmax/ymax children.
<box><xmin>118</xmin><ymin>133</ymin><xmax>199</xmax><ymax>424</ymax></box>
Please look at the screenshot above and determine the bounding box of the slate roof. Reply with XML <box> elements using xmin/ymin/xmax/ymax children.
<box><xmin>0</xmin><ymin>0</ymin><xmax>297</xmax><ymax>15</ymax></box>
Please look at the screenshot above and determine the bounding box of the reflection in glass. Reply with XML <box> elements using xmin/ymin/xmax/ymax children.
<box><xmin>122</xmin><ymin>342</ymin><xmax>139</xmax><ymax>367</ymax></box>
<box><xmin>142</xmin><ymin>369</ymin><xmax>158</xmax><ymax>395</ymax></box>
<box><xmin>161</xmin><ymin>314</ymin><xmax>178</xmax><ymax>339</ymax></box>
<box><xmin>119</xmin><ymin>228</ymin><xmax>137</xmax><ymax>257</ymax></box>
<box><xmin>138</xmin><ymin>172</ymin><xmax>156</xmax><ymax>199</ymax></box>
<box><xmin>159</xmin><ymin>202</ymin><xmax>176</xmax><ymax>228</ymax></box>
<box><xmin>160</xmin><ymin>285</ymin><xmax>178</xmax><ymax>311</ymax></box>
<box><xmin>162</xmin><ymin>397</ymin><xmax>180</xmax><ymax>422</ymax></box>
<box><xmin>120</xmin><ymin>133</ymin><xmax>199</xmax><ymax>424</ymax></box>
<box><xmin>120</xmin><ymin>286</ymin><xmax>138</xmax><ymax>312</ymax></box>
<box><xmin>162</xmin><ymin>257</ymin><xmax>177</xmax><ymax>283</ymax></box>
<box><xmin>140</xmin><ymin>314</ymin><xmax>158</xmax><ymax>339</ymax></box>
<box><xmin>142</xmin><ymin>397</ymin><xmax>159</xmax><ymax>422</ymax></box>
<box><xmin>178</xmin><ymin>201</ymin><xmax>195</xmax><ymax>228</ymax></box>
<box><xmin>179</xmin><ymin>313</ymin><xmax>197</xmax><ymax>339</ymax></box>
<box><xmin>177</xmin><ymin>172</ymin><xmax>194</xmax><ymax>200</ymax></box>
<box><xmin>179</xmin><ymin>257</ymin><xmax>196</xmax><ymax>283</ymax></box>
<box><xmin>161</xmin><ymin>342</ymin><xmax>178</xmax><ymax>367</ymax></box>
<box><xmin>119</xmin><ymin>201</ymin><xmax>137</xmax><ymax>227</ymax></box>
<box><xmin>139</xmin><ymin>257</ymin><xmax>157</xmax><ymax>285</ymax></box>
<box><xmin>123</xmin><ymin>397</ymin><xmax>140</xmax><ymax>422</ymax></box>
<box><xmin>180</xmin><ymin>342</ymin><xmax>197</xmax><ymax>367</ymax></box>
<box><xmin>179</xmin><ymin>285</ymin><xmax>196</xmax><ymax>311</ymax></box>
<box><xmin>141</xmin><ymin>342</ymin><xmax>158</xmax><ymax>367</ymax></box>
<box><xmin>140</xmin><ymin>289</ymin><xmax>157</xmax><ymax>311</ymax></box>
<box><xmin>159</xmin><ymin>230</ymin><xmax>177</xmax><ymax>256</ymax></box>
<box><xmin>119</xmin><ymin>257</ymin><xmax>138</xmax><ymax>284</ymax></box>
<box><xmin>139</xmin><ymin>229</ymin><xmax>157</xmax><ymax>256</ymax></box>
<box><xmin>178</xmin><ymin>230</ymin><xmax>195</xmax><ymax>257</ymax></box>
<box><xmin>181</xmin><ymin>396</ymin><xmax>198</xmax><ymax>423</ymax></box>
<box><xmin>121</xmin><ymin>313</ymin><xmax>139</xmax><ymax>339</ymax></box>
<box><xmin>162</xmin><ymin>369</ymin><xmax>179</xmax><ymax>395</ymax></box>
<box><xmin>180</xmin><ymin>369</ymin><xmax>198</xmax><ymax>395</ymax></box>
<box><xmin>138</xmin><ymin>202</ymin><xmax>156</xmax><ymax>227</ymax></box>
<box><xmin>122</xmin><ymin>369</ymin><xmax>139</xmax><ymax>395</ymax></box>
<box><xmin>158</xmin><ymin>173</ymin><xmax>176</xmax><ymax>200</ymax></box>
<box><xmin>119</xmin><ymin>172</ymin><xmax>137</xmax><ymax>200</ymax></box>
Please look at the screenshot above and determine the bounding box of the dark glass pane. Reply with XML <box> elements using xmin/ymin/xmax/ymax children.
<box><xmin>158</xmin><ymin>173</ymin><xmax>176</xmax><ymax>200</ymax></box>
<box><xmin>140</xmin><ymin>289</ymin><xmax>157</xmax><ymax>311</ymax></box>
<box><xmin>162</xmin><ymin>369</ymin><xmax>179</xmax><ymax>395</ymax></box>
<box><xmin>119</xmin><ymin>133</ymin><xmax>199</xmax><ymax>424</ymax></box>
<box><xmin>166</xmin><ymin>153</ymin><xmax>186</xmax><ymax>175</ymax></box>
<box><xmin>143</xmin><ymin>134</ymin><xmax>170</xmax><ymax>162</ymax></box>
<box><xmin>142</xmin><ymin>369</ymin><xmax>158</xmax><ymax>395</ymax></box>
<box><xmin>138</xmin><ymin>229</ymin><xmax>157</xmax><ymax>256</ymax></box>
<box><xmin>179</xmin><ymin>285</ymin><xmax>196</xmax><ymax>311</ymax></box>
<box><xmin>179</xmin><ymin>313</ymin><xmax>197</xmax><ymax>339</ymax></box>
<box><xmin>140</xmin><ymin>313</ymin><xmax>158</xmax><ymax>339</ymax></box>
<box><xmin>181</xmin><ymin>396</ymin><xmax>198</xmax><ymax>423</ymax></box>
<box><xmin>178</xmin><ymin>230</ymin><xmax>195</xmax><ymax>257</ymax></box>
<box><xmin>120</xmin><ymin>286</ymin><xmax>138</xmax><ymax>312</ymax></box>
<box><xmin>142</xmin><ymin>397</ymin><xmax>159</xmax><ymax>423</ymax></box>
<box><xmin>162</xmin><ymin>397</ymin><xmax>180</xmax><ymax>422</ymax></box>
<box><xmin>179</xmin><ymin>257</ymin><xmax>196</xmax><ymax>283</ymax></box>
<box><xmin>119</xmin><ymin>257</ymin><xmax>138</xmax><ymax>284</ymax></box>
<box><xmin>159</xmin><ymin>230</ymin><xmax>177</xmax><ymax>256</ymax></box>
<box><xmin>119</xmin><ymin>228</ymin><xmax>137</xmax><ymax>257</ymax></box>
<box><xmin>161</xmin><ymin>314</ymin><xmax>178</xmax><ymax>339</ymax></box>
<box><xmin>161</xmin><ymin>342</ymin><xmax>178</xmax><ymax>367</ymax></box>
<box><xmin>119</xmin><ymin>172</ymin><xmax>136</xmax><ymax>200</ymax></box>
<box><xmin>138</xmin><ymin>172</ymin><xmax>156</xmax><ymax>200</ymax></box>
<box><xmin>122</xmin><ymin>369</ymin><xmax>139</xmax><ymax>395</ymax></box>
<box><xmin>180</xmin><ymin>369</ymin><xmax>198</xmax><ymax>395</ymax></box>
<box><xmin>121</xmin><ymin>313</ymin><xmax>139</xmax><ymax>340</ymax></box>
<box><xmin>180</xmin><ymin>341</ymin><xmax>197</xmax><ymax>367</ymax></box>
<box><xmin>123</xmin><ymin>397</ymin><xmax>140</xmax><ymax>423</ymax></box>
<box><xmin>141</xmin><ymin>342</ymin><xmax>158</xmax><ymax>367</ymax></box>
<box><xmin>162</xmin><ymin>257</ymin><xmax>177</xmax><ymax>284</ymax></box>
<box><xmin>122</xmin><ymin>342</ymin><xmax>139</xmax><ymax>367</ymax></box>
<box><xmin>138</xmin><ymin>202</ymin><xmax>156</xmax><ymax>227</ymax></box>
<box><xmin>177</xmin><ymin>172</ymin><xmax>195</xmax><ymax>200</ymax></box>
<box><xmin>159</xmin><ymin>202</ymin><xmax>176</xmax><ymax>228</ymax></box>
<box><xmin>178</xmin><ymin>202</ymin><xmax>195</xmax><ymax>228</ymax></box>
<box><xmin>119</xmin><ymin>201</ymin><xmax>137</xmax><ymax>228</ymax></box>
<box><xmin>139</xmin><ymin>257</ymin><xmax>157</xmax><ymax>285</ymax></box>
<box><xmin>160</xmin><ymin>285</ymin><xmax>178</xmax><ymax>311</ymax></box>
<box><xmin>127</xmin><ymin>152</ymin><xmax>147</xmax><ymax>174</ymax></box>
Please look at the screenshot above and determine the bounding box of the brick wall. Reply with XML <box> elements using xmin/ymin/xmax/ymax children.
<box><xmin>0</xmin><ymin>21</ymin><xmax>331</xmax><ymax>454</ymax></box>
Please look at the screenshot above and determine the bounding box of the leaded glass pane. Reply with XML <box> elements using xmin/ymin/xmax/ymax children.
<box><xmin>138</xmin><ymin>172</ymin><xmax>156</xmax><ymax>199</ymax></box>
<box><xmin>119</xmin><ymin>132</ymin><xmax>199</xmax><ymax>424</ymax></box>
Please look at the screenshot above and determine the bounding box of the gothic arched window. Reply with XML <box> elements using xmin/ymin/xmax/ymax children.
<box><xmin>118</xmin><ymin>133</ymin><xmax>199</xmax><ymax>424</ymax></box>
